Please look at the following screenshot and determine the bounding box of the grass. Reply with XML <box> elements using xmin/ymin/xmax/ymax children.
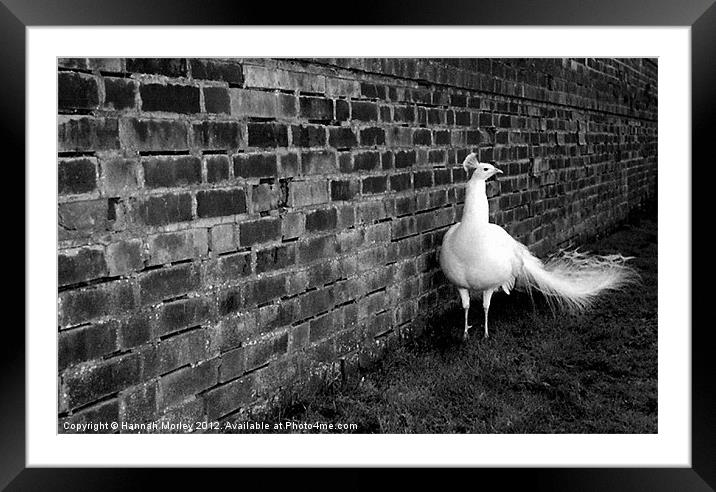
<box><xmin>241</xmin><ymin>204</ymin><xmax>657</xmax><ymax>434</ymax></box>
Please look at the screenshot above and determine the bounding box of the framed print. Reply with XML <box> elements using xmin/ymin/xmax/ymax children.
<box><xmin>7</xmin><ymin>0</ymin><xmax>712</xmax><ymax>489</ymax></box>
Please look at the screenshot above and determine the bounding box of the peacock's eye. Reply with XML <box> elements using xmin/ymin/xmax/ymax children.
<box><xmin>483</xmin><ymin>167</ymin><xmax>489</xmax><ymax>171</ymax></box>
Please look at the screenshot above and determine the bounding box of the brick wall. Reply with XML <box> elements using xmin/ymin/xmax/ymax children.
<box><xmin>57</xmin><ymin>58</ymin><xmax>657</xmax><ymax>431</ymax></box>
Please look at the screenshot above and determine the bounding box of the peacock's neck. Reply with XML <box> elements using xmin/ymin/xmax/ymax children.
<box><xmin>462</xmin><ymin>177</ymin><xmax>490</xmax><ymax>226</ymax></box>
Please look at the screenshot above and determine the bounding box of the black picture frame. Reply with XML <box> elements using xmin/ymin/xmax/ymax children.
<box><xmin>5</xmin><ymin>0</ymin><xmax>711</xmax><ymax>489</ymax></box>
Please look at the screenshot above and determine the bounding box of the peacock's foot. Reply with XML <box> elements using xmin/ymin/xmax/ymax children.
<box><xmin>463</xmin><ymin>325</ymin><xmax>472</xmax><ymax>341</ymax></box>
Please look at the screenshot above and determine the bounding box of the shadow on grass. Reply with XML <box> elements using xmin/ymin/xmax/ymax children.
<box><xmin>239</xmin><ymin>202</ymin><xmax>658</xmax><ymax>434</ymax></box>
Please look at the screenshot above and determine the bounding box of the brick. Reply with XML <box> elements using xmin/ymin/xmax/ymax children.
<box><xmin>119</xmin><ymin>118</ymin><xmax>188</xmax><ymax>151</ymax></box>
<box><xmin>357</xmin><ymin>200</ymin><xmax>388</xmax><ymax>224</ymax></box>
<box><xmin>246</xmin><ymin>274</ymin><xmax>288</xmax><ymax>306</ymax></box>
<box><xmin>381</xmin><ymin>152</ymin><xmax>394</xmax><ymax>170</ymax></box>
<box><xmin>58</xmin><ymin>158</ymin><xmax>97</xmax><ymax>195</ymax></box>
<box><xmin>279</xmin><ymin>153</ymin><xmax>300</xmax><ymax>177</ymax></box>
<box><xmin>196</xmin><ymin>189</ymin><xmax>247</xmax><ymax>218</ymax></box>
<box><xmin>209</xmin><ymin>252</ymin><xmax>251</xmax><ymax>283</ymax></box>
<box><xmin>390</xmin><ymin>172</ymin><xmax>412</xmax><ymax>192</ymax></box>
<box><xmin>414</xmin><ymin>170</ymin><xmax>433</xmax><ymax>189</ymax></box>
<box><xmin>233</xmin><ymin>153</ymin><xmax>277</xmax><ymax>179</ymax></box>
<box><xmin>158</xmin><ymin>359</ymin><xmax>218</xmax><ymax>410</ymax></box>
<box><xmin>364</xmin><ymin>223</ymin><xmax>391</xmax><ymax>245</ymax></box>
<box><xmin>106</xmin><ymin>239</ymin><xmax>144</xmax><ymax>276</ymax></box>
<box><xmin>413</xmin><ymin>128</ymin><xmax>432</xmax><ymax>146</ymax></box>
<box><xmin>230</xmin><ymin>89</ymin><xmax>296</xmax><ymax>118</ymax></box>
<box><xmin>136</xmin><ymin>193</ymin><xmax>193</xmax><ymax>226</ymax></box>
<box><xmin>360</xmin><ymin>82</ymin><xmax>386</xmax><ymax>100</ymax></box>
<box><xmin>102</xmin><ymin>158</ymin><xmax>138</xmax><ymax>195</ymax></box>
<box><xmin>209</xmin><ymin>224</ymin><xmax>236</xmax><ymax>254</ymax></box>
<box><xmin>386</xmin><ymin>127</ymin><xmax>413</xmax><ymax>147</ymax></box>
<box><xmin>203</xmin><ymin>87</ymin><xmax>230</xmax><ymax>114</ymax></box>
<box><xmin>192</xmin><ymin>121</ymin><xmax>242</xmax><ymax>149</ymax></box>
<box><xmin>299</xmin><ymin>97</ymin><xmax>333</xmax><ymax>120</ymax></box>
<box><xmin>288</xmin><ymin>322</ymin><xmax>310</xmax><ymax>352</ymax></box>
<box><xmin>142</xmin><ymin>156</ymin><xmax>201</xmax><ymax>188</ymax></box>
<box><xmin>239</xmin><ymin>217</ymin><xmax>281</xmax><ymax>246</ymax></box>
<box><xmin>58</xmin><ymin>199</ymin><xmax>109</xmax><ymax>238</ymax></box>
<box><xmin>391</xmin><ymin>216</ymin><xmax>417</xmax><ymax>240</ymax></box>
<box><xmin>190</xmin><ymin>59</ymin><xmax>244</xmax><ymax>85</ymax></box>
<box><xmin>139</xmin><ymin>263</ymin><xmax>199</xmax><ymax>306</ymax></box>
<box><xmin>58</xmin><ymin>72</ymin><xmax>99</xmax><ymax>110</ymax></box>
<box><xmin>359</xmin><ymin>127</ymin><xmax>385</xmax><ymax>146</ymax></box>
<box><xmin>146</xmin><ymin>329</ymin><xmax>209</xmax><ymax>377</ymax></box>
<box><xmin>357</xmin><ymin>290</ymin><xmax>388</xmax><ymax>319</ymax></box>
<box><xmin>86</xmin><ymin>58</ymin><xmax>123</xmax><ymax>72</ymax></box>
<box><xmin>394</xmin><ymin>150</ymin><xmax>416</xmax><ymax>168</ymax></box>
<box><xmin>118</xmin><ymin>313</ymin><xmax>152</xmax><ymax>349</ymax></box>
<box><xmin>59</xmin><ymin>321</ymin><xmax>119</xmax><ymax>371</ymax></box>
<box><xmin>243</xmin><ymin>65</ymin><xmax>326</xmax><ymax>93</ymax></box>
<box><xmin>126</xmin><ymin>58</ymin><xmax>188</xmax><ymax>77</ymax></box>
<box><xmin>58</xmin><ymin>280</ymin><xmax>135</xmax><ymax>327</ymax></box>
<box><xmin>309</xmin><ymin>311</ymin><xmax>341</xmax><ymax>343</ymax></box>
<box><xmin>301</xmin><ymin>150</ymin><xmax>337</xmax><ymax>174</ymax></box>
<box><xmin>255</xmin><ymin>244</ymin><xmax>296</xmax><ymax>273</ymax></box>
<box><xmin>103</xmin><ymin>77</ymin><xmax>137</xmax><ymax>110</ymax></box>
<box><xmin>299</xmin><ymin>287</ymin><xmax>335</xmax><ymax>319</ymax></box>
<box><xmin>140</xmin><ymin>83</ymin><xmax>200</xmax><ymax>114</ymax></box>
<box><xmin>288</xmin><ymin>180</ymin><xmax>328</xmax><ymax>208</ymax></box>
<box><xmin>292</xmin><ymin>125</ymin><xmax>326</xmax><ymax>147</ymax></box>
<box><xmin>327</xmin><ymin>78</ymin><xmax>359</xmax><ymax>97</ymax></box>
<box><xmin>58</xmin><ymin>246</ymin><xmax>107</xmax><ymax>286</ymax></box>
<box><xmin>393</xmin><ymin>105</ymin><xmax>415</xmax><ymax>123</ymax></box>
<box><xmin>119</xmin><ymin>382</ymin><xmax>157</xmax><ymax>429</ymax></box>
<box><xmin>362</xmin><ymin>175</ymin><xmax>387</xmax><ymax>194</ymax></box>
<box><xmin>298</xmin><ymin>234</ymin><xmax>337</xmax><ymax>263</ymax></box>
<box><xmin>58</xmin><ymin>58</ymin><xmax>88</xmax><ymax>70</ymax></box>
<box><xmin>450</xmin><ymin>94</ymin><xmax>468</xmax><ymax>107</ymax></box>
<box><xmin>478</xmin><ymin>112</ymin><xmax>493</xmax><ymax>126</ymax></box>
<box><xmin>219</xmin><ymin>347</ymin><xmax>246</xmax><ymax>382</ymax></box>
<box><xmin>147</xmin><ymin>229</ymin><xmax>208</xmax><ymax>266</ymax></box>
<box><xmin>305</xmin><ymin>208</ymin><xmax>337</xmax><ymax>232</ymax></box>
<box><xmin>281</xmin><ymin>212</ymin><xmax>305</xmax><ymax>240</ymax></box>
<box><xmin>330</xmin><ymin>179</ymin><xmax>359</xmax><ymax>201</ymax></box>
<box><xmin>61</xmin><ymin>398</ymin><xmax>119</xmax><ymax>434</ymax></box>
<box><xmin>204</xmin><ymin>374</ymin><xmax>254</xmax><ymax>420</ymax></box>
<box><xmin>337</xmin><ymin>229</ymin><xmax>364</xmax><ymax>255</ymax></box>
<box><xmin>428</xmin><ymin>149</ymin><xmax>446</xmax><ymax>164</ymax></box>
<box><xmin>336</xmin><ymin>204</ymin><xmax>356</xmax><ymax>228</ymax></box>
<box><xmin>351</xmin><ymin>101</ymin><xmax>378</xmax><ymax>121</ymax></box>
<box><xmin>247</xmin><ymin>122</ymin><xmax>288</xmax><ymax>148</ymax></box>
<box><xmin>58</xmin><ymin>117</ymin><xmax>120</xmax><ymax>152</ymax></box>
<box><xmin>328</xmin><ymin>127</ymin><xmax>357</xmax><ymax>149</ymax></box>
<box><xmin>244</xmin><ymin>333</ymin><xmax>288</xmax><ymax>369</ymax></box>
<box><xmin>61</xmin><ymin>354</ymin><xmax>141</xmax><ymax>409</ymax></box>
<box><xmin>434</xmin><ymin>168</ymin><xmax>452</xmax><ymax>185</ymax></box>
<box><xmin>353</xmin><ymin>151</ymin><xmax>380</xmax><ymax>172</ymax></box>
<box><xmin>218</xmin><ymin>287</ymin><xmax>244</xmax><ymax>315</ymax></box>
<box><xmin>306</xmin><ymin>260</ymin><xmax>340</xmax><ymax>288</ymax></box>
<box><xmin>251</xmin><ymin>183</ymin><xmax>279</xmax><ymax>213</ymax></box>
<box><xmin>205</xmin><ymin>155</ymin><xmax>230</xmax><ymax>183</ymax></box>
<box><xmin>335</xmin><ymin>100</ymin><xmax>350</xmax><ymax>121</ymax></box>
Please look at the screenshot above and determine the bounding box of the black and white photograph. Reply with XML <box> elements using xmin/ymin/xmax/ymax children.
<box><xmin>56</xmin><ymin>56</ymin><xmax>658</xmax><ymax>435</ymax></box>
<box><xmin>8</xmin><ymin>7</ymin><xmax>708</xmax><ymax>485</ymax></box>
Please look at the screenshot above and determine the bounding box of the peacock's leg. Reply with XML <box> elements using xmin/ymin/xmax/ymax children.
<box><xmin>482</xmin><ymin>289</ymin><xmax>494</xmax><ymax>338</ymax></box>
<box><xmin>458</xmin><ymin>288</ymin><xmax>471</xmax><ymax>340</ymax></box>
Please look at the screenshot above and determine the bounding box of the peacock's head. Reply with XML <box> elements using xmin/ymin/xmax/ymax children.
<box><xmin>462</xmin><ymin>152</ymin><xmax>503</xmax><ymax>180</ymax></box>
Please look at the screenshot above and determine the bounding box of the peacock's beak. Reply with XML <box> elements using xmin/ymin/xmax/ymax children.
<box><xmin>494</xmin><ymin>167</ymin><xmax>503</xmax><ymax>174</ymax></box>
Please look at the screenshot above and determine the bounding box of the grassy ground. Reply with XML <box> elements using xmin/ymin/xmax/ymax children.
<box><xmin>245</xmin><ymin>205</ymin><xmax>657</xmax><ymax>433</ymax></box>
